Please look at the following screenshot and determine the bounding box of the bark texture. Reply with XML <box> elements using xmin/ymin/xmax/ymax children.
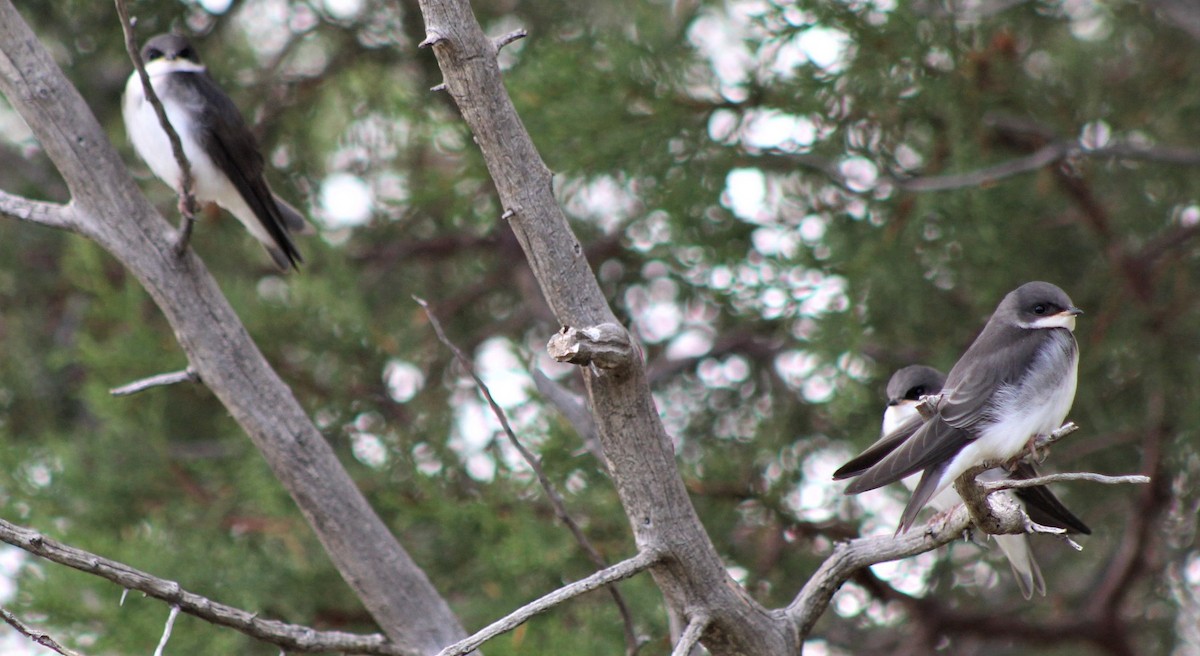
<box><xmin>0</xmin><ymin>4</ymin><xmax>465</xmax><ymax>653</ymax></box>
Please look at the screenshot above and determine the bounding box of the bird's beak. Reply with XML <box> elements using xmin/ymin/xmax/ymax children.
<box><xmin>1046</xmin><ymin>307</ymin><xmax>1080</xmax><ymax>331</ymax></box>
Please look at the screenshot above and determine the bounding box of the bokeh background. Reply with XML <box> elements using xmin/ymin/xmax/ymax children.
<box><xmin>1</xmin><ymin>0</ymin><xmax>1198</xmax><ymax>654</ymax></box>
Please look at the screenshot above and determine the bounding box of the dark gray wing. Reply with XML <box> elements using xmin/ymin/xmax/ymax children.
<box><xmin>832</xmin><ymin>413</ymin><xmax>923</xmax><ymax>480</ymax></box>
<box><xmin>171</xmin><ymin>71</ymin><xmax>303</xmax><ymax>269</ymax></box>
<box><xmin>937</xmin><ymin>323</ymin><xmax>1048</xmax><ymax>428</ymax></box>
<box><xmin>842</xmin><ymin>325</ymin><xmax>1047</xmax><ymax>494</ymax></box>
<box><xmin>843</xmin><ymin>417</ymin><xmax>967</xmax><ymax>494</ymax></box>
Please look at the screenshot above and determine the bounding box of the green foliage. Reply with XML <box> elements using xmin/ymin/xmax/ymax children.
<box><xmin>2</xmin><ymin>0</ymin><xmax>1199</xmax><ymax>654</ymax></box>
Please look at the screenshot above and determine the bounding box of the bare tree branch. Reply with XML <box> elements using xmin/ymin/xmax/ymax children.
<box><xmin>414</xmin><ymin>0</ymin><xmax>797</xmax><ymax>651</ymax></box>
<box><xmin>492</xmin><ymin>28</ymin><xmax>527</xmax><ymax>53</ymax></box>
<box><xmin>110</xmin><ymin>367</ymin><xmax>201</xmax><ymax>396</ymax></box>
<box><xmin>895</xmin><ymin>143</ymin><xmax>1069</xmax><ymax>192</ymax></box>
<box><xmin>0</xmin><ymin>190</ymin><xmax>78</xmax><ymax>232</ymax></box>
<box><xmin>671</xmin><ymin>614</ymin><xmax>709</xmax><ymax>656</ymax></box>
<box><xmin>785</xmin><ymin>503</ymin><xmax>974</xmax><ymax>637</ymax></box>
<box><xmin>0</xmin><ymin>517</ymin><xmax>415</xmax><ymax>655</ymax></box>
<box><xmin>151</xmin><ymin>606</ymin><xmax>180</xmax><ymax>656</ymax></box>
<box><xmin>113</xmin><ymin>0</ymin><xmax>198</xmax><ymax>252</ymax></box>
<box><xmin>0</xmin><ymin>606</ymin><xmax>85</xmax><ymax>656</ymax></box>
<box><xmin>985</xmin><ymin>473</ymin><xmax>1151</xmax><ymax>492</ymax></box>
<box><xmin>435</xmin><ymin>550</ymin><xmax>662</xmax><ymax>656</ymax></box>
<box><xmin>0</xmin><ymin>4</ymin><xmax>467</xmax><ymax>651</ymax></box>
<box><xmin>415</xmin><ymin>296</ymin><xmax>640</xmax><ymax>653</ymax></box>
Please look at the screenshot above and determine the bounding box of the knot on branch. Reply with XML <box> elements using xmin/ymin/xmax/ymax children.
<box><xmin>953</xmin><ymin>469</ymin><xmax>1027</xmax><ymax>537</ymax></box>
<box><xmin>547</xmin><ymin>324</ymin><xmax>634</xmax><ymax>370</ymax></box>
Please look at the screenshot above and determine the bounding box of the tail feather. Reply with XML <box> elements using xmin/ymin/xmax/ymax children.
<box><xmin>994</xmin><ymin>534</ymin><xmax>1045</xmax><ymax>600</ymax></box>
<box><xmin>897</xmin><ymin>463</ymin><xmax>947</xmax><ymax>534</ymax></box>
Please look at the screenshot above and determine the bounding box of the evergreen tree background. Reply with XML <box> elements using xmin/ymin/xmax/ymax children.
<box><xmin>0</xmin><ymin>0</ymin><xmax>1197</xmax><ymax>654</ymax></box>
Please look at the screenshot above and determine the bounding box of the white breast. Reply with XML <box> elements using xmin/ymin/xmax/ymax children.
<box><xmin>953</xmin><ymin>332</ymin><xmax>1078</xmax><ymax>473</ymax></box>
<box><xmin>122</xmin><ymin>62</ymin><xmax>225</xmax><ymax>206</ymax></box>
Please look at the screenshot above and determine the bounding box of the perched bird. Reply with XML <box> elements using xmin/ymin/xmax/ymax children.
<box><xmin>123</xmin><ymin>33</ymin><xmax>308</xmax><ymax>270</ymax></box>
<box><xmin>834</xmin><ymin>282</ymin><xmax>1083</xmax><ymax>534</ymax></box>
<box><xmin>855</xmin><ymin>364</ymin><xmax>1088</xmax><ymax>598</ymax></box>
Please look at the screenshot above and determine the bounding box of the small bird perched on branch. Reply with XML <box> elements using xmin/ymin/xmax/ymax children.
<box><xmin>834</xmin><ymin>281</ymin><xmax>1084</xmax><ymax>535</ymax></box>
<box><xmin>122</xmin><ymin>33</ymin><xmax>309</xmax><ymax>270</ymax></box>
<box><xmin>849</xmin><ymin>364</ymin><xmax>1088</xmax><ymax>598</ymax></box>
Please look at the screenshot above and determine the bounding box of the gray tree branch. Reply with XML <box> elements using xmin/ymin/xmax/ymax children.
<box><xmin>0</xmin><ymin>190</ymin><xmax>78</xmax><ymax>232</ymax></box>
<box><xmin>0</xmin><ymin>605</ymin><xmax>84</xmax><ymax>656</ymax></box>
<box><xmin>415</xmin><ymin>296</ymin><xmax>639</xmax><ymax>654</ymax></box>
<box><xmin>435</xmin><ymin>550</ymin><xmax>662</xmax><ymax>656</ymax></box>
<box><xmin>0</xmin><ymin>4</ymin><xmax>465</xmax><ymax>652</ymax></box>
<box><xmin>0</xmin><ymin>517</ymin><xmax>412</xmax><ymax>655</ymax></box>
<box><xmin>114</xmin><ymin>0</ymin><xmax>198</xmax><ymax>250</ymax></box>
<box><xmin>415</xmin><ymin>0</ymin><xmax>796</xmax><ymax>652</ymax></box>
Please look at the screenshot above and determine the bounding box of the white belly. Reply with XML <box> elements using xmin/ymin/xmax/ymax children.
<box><xmin>122</xmin><ymin>71</ymin><xmax>275</xmax><ymax>246</ymax></box>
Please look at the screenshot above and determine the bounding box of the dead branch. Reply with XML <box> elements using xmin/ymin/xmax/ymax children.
<box><xmin>110</xmin><ymin>367</ymin><xmax>201</xmax><ymax>396</ymax></box>
<box><xmin>985</xmin><ymin>473</ymin><xmax>1151</xmax><ymax>492</ymax></box>
<box><xmin>671</xmin><ymin>614</ymin><xmax>709</xmax><ymax>656</ymax></box>
<box><xmin>415</xmin><ymin>296</ymin><xmax>639</xmax><ymax>653</ymax></box>
<box><xmin>0</xmin><ymin>606</ymin><xmax>85</xmax><ymax>656</ymax></box>
<box><xmin>0</xmin><ymin>6</ymin><xmax>468</xmax><ymax>649</ymax></box>
<box><xmin>786</xmin><ymin>503</ymin><xmax>974</xmax><ymax>637</ymax></box>
<box><xmin>435</xmin><ymin>550</ymin><xmax>662</xmax><ymax>656</ymax></box>
<box><xmin>0</xmin><ymin>517</ymin><xmax>414</xmax><ymax>655</ymax></box>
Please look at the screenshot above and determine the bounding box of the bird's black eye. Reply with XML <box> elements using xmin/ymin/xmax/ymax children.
<box><xmin>1032</xmin><ymin>304</ymin><xmax>1048</xmax><ymax>315</ymax></box>
<box><xmin>907</xmin><ymin>386</ymin><xmax>925</xmax><ymax>400</ymax></box>
<box><xmin>179</xmin><ymin>48</ymin><xmax>195</xmax><ymax>60</ymax></box>
<box><xmin>145</xmin><ymin>47</ymin><xmax>163</xmax><ymax>60</ymax></box>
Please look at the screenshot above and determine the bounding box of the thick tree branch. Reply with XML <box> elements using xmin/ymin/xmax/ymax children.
<box><xmin>435</xmin><ymin>550</ymin><xmax>662</xmax><ymax>656</ymax></box>
<box><xmin>786</xmin><ymin>504</ymin><xmax>973</xmax><ymax>637</ymax></box>
<box><xmin>415</xmin><ymin>0</ymin><xmax>796</xmax><ymax>652</ymax></box>
<box><xmin>0</xmin><ymin>517</ymin><xmax>414</xmax><ymax>656</ymax></box>
<box><xmin>0</xmin><ymin>4</ymin><xmax>466</xmax><ymax>652</ymax></box>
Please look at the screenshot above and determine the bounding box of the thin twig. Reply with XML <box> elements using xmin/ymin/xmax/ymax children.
<box><xmin>530</xmin><ymin>369</ymin><xmax>603</xmax><ymax>466</ymax></box>
<box><xmin>110</xmin><ymin>367</ymin><xmax>201</xmax><ymax>396</ymax></box>
<box><xmin>152</xmin><ymin>605</ymin><xmax>179</xmax><ymax>656</ymax></box>
<box><xmin>415</xmin><ymin>296</ymin><xmax>641</xmax><ymax>653</ymax></box>
<box><xmin>670</xmin><ymin>614</ymin><xmax>709</xmax><ymax>656</ymax></box>
<box><xmin>0</xmin><ymin>518</ymin><xmax>414</xmax><ymax>656</ymax></box>
<box><xmin>985</xmin><ymin>472</ymin><xmax>1151</xmax><ymax>492</ymax></box>
<box><xmin>114</xmin><ymin>0</ymin><xmax>198</xmax><ymax>254</ymax></box>
<box><xmin>896</xmin><ymin>143</ymin><xmax>1070</xmax><ymax>192</ymax></box>
<box><xmin>434</xmin><ymin>550</ymin><xmax>662</xmax><ymax>656</ymax></box>
<box><xmin>0</xmin><ymin>606</ymin><xmax>85</xmax><ymax>656</ymax></box>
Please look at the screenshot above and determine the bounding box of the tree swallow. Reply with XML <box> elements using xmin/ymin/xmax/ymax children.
<box><xmin>834</xmin><ymin>282</ymin><xmax>1083</xmax><ymax>535</ymax></box>
<box><xmin>854</xmin><ymin>364</ymin><xmax>1088</xmax><ymax>598</ymax></box>
<box><xmin>123</xmin><ymin>33</ymin><xmax>308</xmax><ymax>270</ymax></box>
